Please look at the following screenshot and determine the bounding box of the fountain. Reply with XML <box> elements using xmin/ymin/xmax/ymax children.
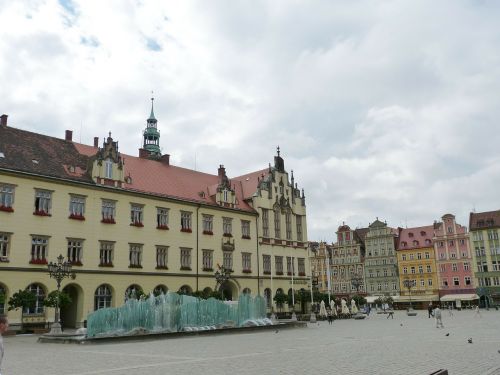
<box><xmin>86</xmin><ymin>292</ymin><xmax>270</xmax><ymax>338</ymax></box>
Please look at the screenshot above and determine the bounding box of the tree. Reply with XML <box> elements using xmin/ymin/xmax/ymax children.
<box><xmin>351</xmin><ymin>294</ymin><xmax>366</xmax><ymax>307</ymax></box>
<box><xmin>43</xmin><ymin>291</ymin><xmax>72</xmax><ymax>310</ymax></box>
<box><xmin>8</xmin><ymin>289</ymin><xmax>37</xmax><ymax>332</ymax></box>
<box><xmin>273</xmin><ymin>292</ymin><xmax>287</xmax><ymax>312</ymax></box>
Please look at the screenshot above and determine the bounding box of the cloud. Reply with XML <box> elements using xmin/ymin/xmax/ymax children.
<box><xmin>1</xmin><ymin>0</ymin><xmax>499</xmax><ymax>241</ymax></box>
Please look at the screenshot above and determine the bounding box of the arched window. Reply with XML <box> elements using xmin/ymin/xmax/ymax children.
<box><xmin>25</xmin><ymin>283</ymin><xmax>45</xmax><ymax>314</ymax></box>
<box><xmin>264</xmin><ymin>288</ymin><xmax>272</xmax><ymax>308</ymax></box>
<box><xmin>242</xmin><ymin>287</ymin><xmax>251</xmax><ymax>295</ymax></box>
<box><xmin>178</xmin><ymin>285</ymin><xmax>192</xmax><ymax>295</ymax></box>
<box><xmin>125</xmin><ymin>284</ymin><xmax>142</xmax><ymax>300</ymax></box>
<box><xmin>153</xmin><ymin>285</ymin><xmax>168</xmax><ymax>296</ymax></box>
<box><xmin>95</xmin><ymin>284</ymin><xmax>112</xmax><ymax>310</ymax></box>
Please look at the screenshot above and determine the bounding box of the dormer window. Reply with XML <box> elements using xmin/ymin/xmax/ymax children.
<box><xmin>413</xmin><ymin>240</ymin><xmax>419</xmax><ymax>246</ymax></box>
<box><xmin>105</xmin><ymin>159</ymin><xmax>113</xmax><ymax>179</ymax></box>
<box><xmin>420</xmin><ymin>231</ymin><xmax>426</xmax><ymax>236</ymax></box>
<box><xmin>408</xmin><ymin>232</ymin><xmax>414</xmax><ymax>237</ymax></box>
<box><xmin>223</xmin><ymin>189</ymin><xmax>228</xmax><ymax>202</ymax></box>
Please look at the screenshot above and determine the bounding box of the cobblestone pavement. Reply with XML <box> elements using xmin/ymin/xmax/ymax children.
<box><xmin>2</xmin><ymin>309</ymin><xmax>500</xmax><ymax>375</ymax></box>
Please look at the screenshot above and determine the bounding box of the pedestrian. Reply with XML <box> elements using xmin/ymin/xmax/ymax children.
<box><xmin>428</xmin><ymin>303</ymin><xmax>434</xmax><ymax>318</ymax></box>
<box><xmin>327</xmin><ymin>311</ymin><xmax>333</xmax><ymax>325</ymax></box>
<box><xmin>474</xmin><ymin>305</ymin><xmax>482</xmax><ymax>318</ymax></box>
<box><xmin>448</xmin><ymin>304</ymin><xmax>454</xmax><ymax>317</ymax></box>
<box><xmin>386</xmin><ymin>310</ymin><xmax>394</xmax><ymax>319</ymax></box>
<box><xmin>366</xmin><ymin>305</ymin><xmax>371</xmax><ymax>316</ymax></box>
<box><xmin>434</xmin><ymin>306</ymin><xmax>444</xmax><ymax>328</ymax></box>
<box><xmin>0</xmin><ymin>315</ymin><xmax>8</xmax><ymax>375</ymax></box>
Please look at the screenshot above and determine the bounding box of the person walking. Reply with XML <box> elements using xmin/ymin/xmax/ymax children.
<box><xmin>434</xmin><ymin>306</ymin><xmax>444</xmax><ymax>328</ymax></box>
<box><xmin>448</xmin><ymin>304</ymin><xmax>454</xmax><ymax>317</ymax></box>
<box><xmin>474</xmin><ymin>305</ymin><xmax>482</xmax><ymax>318</ymax></box>
<box><xmin>0</xmin><ymin>315</ymin><xmax>8</xmax><ymax>375</ymax></box>
<box><xmin>428</xmin><ymin>303</ymin><xmax>434</xmax><ymax>318</ymax></box>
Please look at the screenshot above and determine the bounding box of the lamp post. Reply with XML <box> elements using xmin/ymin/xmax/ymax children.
<box><xmin>214</xmin><ymin>264</ymin><xmax>233</xmax><ymax>300</ymax></box>
<box><xmin>47</xmin><ymin>254</ymin><xmax>76</xmax><ymax>335</ymax></box>
<box><xmin>403</xmin><ymin>278</ymin><xmax>417</xmax><ymax>315</ymax></box>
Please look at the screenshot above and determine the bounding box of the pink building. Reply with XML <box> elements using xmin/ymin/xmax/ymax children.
<box><xmin>433</xmin><ymin>214</ymin><xmax>476</xmax><ymax>305</ymax></box>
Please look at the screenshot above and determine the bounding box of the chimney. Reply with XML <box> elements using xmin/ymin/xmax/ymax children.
<box><xmin>139</xmin><ymin>148</ymin><xmax>149</xmax><ymax>159</ymax></box>
<box><xmin>218</xmin><ymin>165</ymin><xmax>225</xmax><ymax>179</ymax></box>
<box><xmin>93</xmin><ymin>137</ymin><xmax>99</xmax><ymax>148</ymax></box>
<box><xmin>65</xmin><ymin>130</ymin><xmax>73</xmax><ymax>141</ymax></box>
<box><xmin>0</xmin><ymin>114</ymin><xmax>7</xmax><ymax>127</ymax></box>
<box><xmin>160</xmin><ymin>154</ymin><xmax>170</xmax><ymax>165</ymax></box>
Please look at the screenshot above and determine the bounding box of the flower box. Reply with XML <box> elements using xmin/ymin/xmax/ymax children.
<box><xmin>180</xmin><ymin>266</ymin><xmax>192</xmax><ymax>271</ymax></box>
<box><xmin>0</xmin><ymin>205</ymin><xmax>14</xmax><ymax>213</ymax></box>
<box><xmin>33</xmin><ymin>210</ymin><xmax>51</xmax><ymax>217</ymax></box>
<box><xmin>155</xmin><ymin>266</ymin><xmax>169</xmax><ymax>270</ymax></box>
<box><xmin>157</xmin><ymin>225</ymin><xmax>169</xmax><ymax>230</ymax></box>
<box><xmin>180</xmin><ymin>228</ymin><xmax>192</xmax><ymax>233</ymax></box>
<box><xmin>287</xmin><ymin>272</ymin><xmax>295</xmax><ymax>276</ymax></box>
<box><xmin>69</xmin><ymin>213</ymin><xmax>85</xmax><ymax>221</ymax></box>
<box><xmin>298</xmin><ymin>272</ymin><xmax>306</xmax><ymax>277</ymax></box>
<box><xmin>203</xmin><ymin>230</ymin><xmax>213</xmax><ymax>235</ymax></box>
<box><xmin>30</xmin><ymin>258</ymin><xmax>48</xmax><ymax>265</ymax></box>
<box><xmin>130</xmin><ymin>222</ymin><xmax>144</xmax><ymax>227</ymax></box>
<box><xmin>99</xmin><ymin>262</ymin><xmax>114</xmax><ymax>267</ymax></box>
<box><xmin>223</xmin><ymin>233</ymin><xmax>233</xmax><ymax>238</ymax></box>
<box><xmin>129</xmin><ymin>264</ymin><xmax>143</xmax><ymax>269</ymax></box>
<box><xmin>276</xmin><ymin>271</ymin><xmax>284</xmax><ymax>276</ymax></box>
<box><xmin>263</xmin><ymin>271</ymin><xmax>271</xmax><ymax>275</ymax></box>
<box><xmin>101</xmin><ymin>217</ymin><xmax>116</xmax><ymax>224</ymax></box>
<box><xmin>202</xmin><ymin>267</ymin><xmax>213</xmax><ymax>272</ymax></box>
<box><xmin>242</xmin><ymin>235</ymin><xmax>251</xmax><ymax>240</ymax></box>
<box><xmin>70</xmin><ymin>260</ymin><xmax>83</xmax><ymax>266</ymax></box>
<box><xmin>242</xmin><ymin>269</ymin><xmax>252</xmax><ymax>273</ymax></box>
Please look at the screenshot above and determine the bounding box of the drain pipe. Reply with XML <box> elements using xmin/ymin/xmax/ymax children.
<box><xmin>256</xmin><ymin>215</ymin><xmax>260</xmax><ymax>296</ymax></box>
<box><xmin>196</xmin><ymin>204</ymin><xmax>200</xmax><ymax>292</ymax></box>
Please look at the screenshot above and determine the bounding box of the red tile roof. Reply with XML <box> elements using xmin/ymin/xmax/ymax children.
<box><xmin>469</xmin><ymin>210</ymin><xmax>500</xmax><ymax>231</ymax></box>
<box><xmin>397</xmin><ymin>225</ymin><xmax>435</xmax><ymax>250</ymax></box>
<box><xmin>1</xmin><ymin>125</ymin><xmax>261</xmax><ymax>213</ymax></box>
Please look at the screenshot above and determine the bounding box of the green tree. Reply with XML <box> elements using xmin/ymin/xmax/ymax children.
<box><xmin>8</xmin><ymin>289</ymin><xmax>37</xmax><ymax>332</ymax></box>
<box><xmin>273</xmin><ymin>292</ymin><xmax>287</xmax><ymax>312</ymax></box>
<box><xmin>351</xmin><ymin>294</ymin><xmax>366</xmax><ymax>307</ymax></box>
<box><xmin>42</xmin><ymin>290</ymin><xmax>72</xmax><ymax>309</ymax></box>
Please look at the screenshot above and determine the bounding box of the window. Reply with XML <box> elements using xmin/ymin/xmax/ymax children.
<box><xmin>428</xmin><ymin>279</ymin><xmax>433</xmax><ymax>286</ymax></box>
<box><xmin>180</xmin><ymin>248</ymin><xmax>191</xmax><ymax>270</ymax></box>
<box><xmin>464</xmin><ymin>262</ymin><xmax>470</xmax><ymax>271</ymax></box>
<box><xmin>69</xmin><ymin>195</ymin><xmax>85</xmax><ymax>219</ymax></box>
<box><xmin>465</xmin><ymin>276</ymin><xmax>471</xmax><ymax>285</ymax></box>
<box><xmin>409</xmin><ymin>254</ymin><xmax>414</xmax><ymax>260</ymax></box>
<box><xmin>383</xmin><ymin>268</ymin><xmax>388</xmax><ymax>277</ymax></box>
<box><xmin>420</xmin><ymin>279</ymin><xmax>425</xmax><ymax>287</ymax></box>
<box><xmin>286</xmin><ymin>256</ymin><xmax>294</xmax><ymax>275</ymax></box>
<box><xmin>417</xmin><ymin>253</ymin><xmax>422</xmax><ymax>260</ymax></box>
<box><xmin>411</xmin><ymin>266</ymin><xmax>416</xmax><ymax>274</ymax></box>
<box><xmin>426</xmin><ymin>265</ymin><xmax>431</xmax><ymax>273</ymax></box>
<box><xmin>156</xmin><ymin>246</ymin><xmax>168</xmax><ymax>269</ymax></box>
<box><xmin>440</xmin><ymin>253</ymin><xmax>445</xmax><ymax>259</ymax></box>
<box><xmin>129</xmin><ymin>244</ymin><xmax>142</xmax><ymax>268</ymax></box>
<box><xmin>242</xmin><ymin>253</ymin><xmax>251</xmax><ymax>272</ymax></box>
<box><xmin>493</xmin><ymin>277</ymin><xmax>500</xmax><ymax>286</ymax></box>
<box><xmin>241</xmin><ymin>220</ymin><xmax>251</xmax><ymax>239</ymax></box>
<box><xmin>101</xmin><ymin>200</ymin><xmax>116</xmax><ymax>223</ymax></box>
<box><xmin>459</xmin><ymin>239</ymin><xmax>465</xmax><ymax>245</ymax></box>
<box><xmin>0</xmin><ymin>184</ymin><xmax>14</xmax><ymax>210</ymax></box>
<box><xmin>377</xmin><ymin>283</ymin><xmax>382</xmax><ymax>291</ymax></box>
<box><xmin>95</xmin><ymin>285</ymin><xmax>112</xmax><ymax>310</ymax></box>
<box><xmin>448</xmin><ymin>226</ymin><xmax>453</xmax><ymax>233</ymax></box>
<box><xmin>130</xmin><ymin>204</ymin><xmax>144</xmax><ymax>226</ymax></box>
<box><xmin>30</xmin><ymin>236</ymin><xmax>48</xmax><ymax>264</ymax></box>
<box><xmin>418</xmin><ymin>265</ymin><xmax>423</xmax><ymax>274</ymax></box>
<box><xmin>99</xmin><ymin>241</ymin><xmax>114</xmax><ymax>266</ymax></box>
<box><xmin>67</xmin><ymin>239</ymin><xmax>83</xmax><ymax>265</ymax></box>
<box><xmin>493</xmin><ymin>261</ymin><xmax>499</xmax><ymax>271</ymax></box>
<box><xmin>157</xmin><ymin>208</ymin><xmax>169</xmax><ymax>229</ymax></box>
<box><xmin>263</xmin><ymin>254</ymin><xmax>271</xmax><ymax>274</ymax></box>
<box><xmin>275</xmin><ymin>256</ymin><xmax>283</xmax><ymax>274</ymax></box>
<box><xmin>298</xmin><ymin>258</ymin><xmax>305</xmax><ymax>276</ymax></box>
<box><xmin>0</xmin><ymin>233</ymin><xmax>10</xmax><ymax>261</ymax></box>
<box><xmin>34</xmin><ymin>189</ymin><xmax>51</xmax><ymax>215</ymax></box>
<box><xmin>223</xmin><ymin>250</ymin><xmax>233</xmax><ymax>270</ymax></box>
<box><xmin>180</xmin><ymin>211</ymin><xmax>192</xmax><ymax>232</ymax></box>
<box><xmin>443</xmin><ymin>279</ymin><xmax>448</xmax><ymax>287</ymax></box>
<box><xmin>425</xmin><ymin>252</ymin><xmax>430</xmax><ymax>259</ymax></box>
<box><xmin>285</xmin><ymin>211</ymin><xmax>292</xmax><ymax>240</ymax></box>
<box><xmin>392</xmin><ymin>282</ymin><xmax>398</xmax><ymax>290</ymax></box>
<box><xmin>452</xmin><ymin>263</ymin><xmax>458</xmax><ymax>272</ymax></box>
<box><xmin>274</xmin><ymin>208</ymin><xmax>281</xmax><ymax>238</ymax></box>
<box><xmin>450</xmin><ymin>252</ymin><xmax>456</xmax><ymax>258</ymax></box>
<box><xmin>403</xmin><ymin>267</ymin><xmax>408</xmax><ymax>274</ymax></box>
<box><xmin>438</xmin><ymin>241</ymin><xmax>444</xmax><ymax>247</ymax></box>
<box><xmin>262</xmin><ymin>209</ymin><xmax>269</xmax><ymax>237</ymax></box>
<box><xmin>25</xmin><ymin>284</ymin><xmax>45</xmax><ymax>314</ymax></box>
<box><xmin>440</xmin><ymin>264</ymin><xmax>445</xmax><ymax>272</ymax></box>
<box><xmin>104</xmin><ymin>159</ymin><xmax>113</xmax><ymax>178</ymax></box>
<box><xmin>223</xmin><ymin>217</ymin><xmax>232</xmax><ymax>237</ymax></box>
<box><xmin>449</xmin><ymin>240</ymin><xmax>454</xmax><ymax>247</ymax></box>
<box><xmin>402</xmin><ymin>254</ymin><xmax>407</xmax><ymax>261</ymax></box>
<box><xmin>453</xmin><ymin>277</ymin><xmax>459</xmax><ymax>286</ymax></box>
<box><xmin>296</xmin><ymin>215</ymin><xmax>303</xmax><ymax>242</ymax></box>
<box><xmin>202</xmin><ymin>249</ymin><xmax>213</xmax><ymax>271</ymax></box>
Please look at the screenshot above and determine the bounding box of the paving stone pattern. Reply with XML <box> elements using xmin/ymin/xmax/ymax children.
<box><xmin>2</xmin><ymin>309</ymin><xmax>500</xmax><ymax>374</ymax></box>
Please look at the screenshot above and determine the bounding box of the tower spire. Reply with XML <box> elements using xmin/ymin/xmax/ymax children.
<box><xmin>142</xmin><ymin>94</ymin><xmax>161</xmax><ymax>158</ymax></box>
<box><xmin>149</xmin><ymin>94</ymin><xmax>156</xmax><ymax>121</ymax></box>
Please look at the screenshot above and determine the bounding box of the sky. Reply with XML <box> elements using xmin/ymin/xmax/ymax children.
<box><xmin>1</xmin><ymin>0</ymin><xmax>499</xmax><ymax>242</ymax></box>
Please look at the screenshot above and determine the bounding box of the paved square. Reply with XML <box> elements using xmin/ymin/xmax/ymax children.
<box><xmin>2</xmin><ymin>309</ymin><xmax>500</xmax><ymax>374</ymax></box>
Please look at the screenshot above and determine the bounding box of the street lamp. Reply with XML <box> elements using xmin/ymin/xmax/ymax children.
<box><xmin>214</xmin><ymin>264</ymin><xmax>233</xmax><ymax>300</ymax></box>
<box><xmin>47</xmin><ymin>254</ymin><xmax>76</xmax><ymax>335</ymax></box>
<box><xmin>403</xmin><ymin>278</ymin><xmax>417</xmax><ymax>315</ymax></box>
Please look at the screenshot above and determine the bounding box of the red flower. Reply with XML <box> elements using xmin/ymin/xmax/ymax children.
<box><xmin>33</xmin><ymin>210</ymin><xmax>51</xmax><ymax>216</ymax></box>
<box><xmin>69</xmin><ymin>213</ymin><xmax>85</xmax><ymax>220</ymax></box>
<box><xmin>0</xmin><ymin>205</ymin><xmax>14</xmax><ymax>213</ymax></box>
<box><xmin>30</xmin><ymin>258</ymin><xmax>48</xmax><ymax>265</ymax></box>
<box><xmin>157</xmin><ymin>225</ymin><xmax>169</xmax><ymax>230</ymax></box>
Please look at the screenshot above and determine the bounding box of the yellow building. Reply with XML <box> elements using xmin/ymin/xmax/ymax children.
<box><xmin>396</xmin><ymin>226</ymin><xmax>439</xmax><ymax>308</ymax></box>
<box><xmin>0</xmin><ymin>109</ymin><xmax>308</xmax><ymax>329</ymax></box>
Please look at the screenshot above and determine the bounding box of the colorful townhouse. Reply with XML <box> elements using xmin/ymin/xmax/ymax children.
<box><xmin>0</xmin><ymin>107</ymin><xmax>309</xmax><ymax>330</ymax></box>
<box><xmin>330</xmin><ymin>224</ymin><xmax>367</xmax><ymax>298</ymax></box>
<box><xmin>364</xmin><ymin>218</ymin><xmax>399</xmax><ymax>302</ymax></box>
<box><xmin>396</xmin><ymin>226</ymin><xmax>439</xmax><ymax>308</ymax></box>
<box><xmin>309</xmin><ymin>241</ymin><xmax>331</xmax><ymax>294</ymax></box>
<box><xmin>433</xmin><ymin>213</ymin><xmax>476</xmax><ymax>307</ymax></box>
<box><xmin>469</xmin><ymin>209</ymin><xmax>500</xmax><ymax>307</ymax></box>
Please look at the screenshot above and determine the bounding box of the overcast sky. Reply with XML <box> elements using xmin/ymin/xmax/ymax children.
<box><xmin>1</xmin><ymin>0</ymin><xmax>499</xmax><ymax>242</ymax></box>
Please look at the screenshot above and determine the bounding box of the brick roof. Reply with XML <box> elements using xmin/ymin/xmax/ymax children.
<box><xmin>0</xmin><ymin>124</ymin><xmax>262</xmax><ymax>213</ymax></box>
<box><xmin>397</xmin><ymin>225</ymin><xmax>435</xmax><ymax>250</ymax></box>
<box><xmin>469</xmin><ymin>209</ymin><xmax>500</xmax><ymax>231</ymax></box>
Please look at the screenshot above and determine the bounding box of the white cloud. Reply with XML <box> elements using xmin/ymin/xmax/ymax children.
<box><xmin>1</xmin><ymin>0</ymin><xmax>499</xmax><ymax>241</ymax></box>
